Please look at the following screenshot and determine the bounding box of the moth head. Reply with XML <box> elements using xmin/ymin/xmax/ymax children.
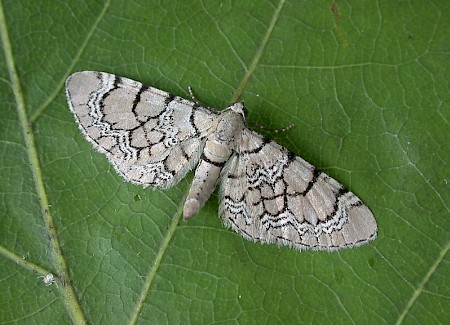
<box><xmin>227</xmin><ymin>102</ymin><xmax>247</xmax><ymax>118</ymax></box>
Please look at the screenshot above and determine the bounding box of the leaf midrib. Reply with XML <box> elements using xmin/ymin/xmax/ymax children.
<box><xmin>0</xmin><ymin>1</ymin><xmax>86</xmax><ymax>324</ymax></box>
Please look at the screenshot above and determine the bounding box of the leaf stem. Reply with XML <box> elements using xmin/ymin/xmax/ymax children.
<box><xmin>129</xmin><ymin>201</ymin><xmax>184</xmax><ymax>325</ymax></box>
<box><xmin>232</xmin><ymin>0</ymin><xmax>287</xmax><ymax>102</ymax></box>
<box><xmin>0</xmin><ymin>2</ymin><xmax>86</xmax><ymax>324</ymax></box>
<box><xmin>395</xmin><ymin>241</ymin><xmax>450</xmax><ymax>324</ymax></box>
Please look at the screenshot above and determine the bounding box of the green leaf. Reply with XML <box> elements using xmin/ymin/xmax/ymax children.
<box><xmin>1</xmin><ymin>0</ymin><xmax>449</xmax><ymax>324</ymax></box>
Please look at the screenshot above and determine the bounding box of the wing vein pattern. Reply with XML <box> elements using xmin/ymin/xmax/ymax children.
<box><xmin>66</xmin><ymin>71</ymin><xmax>377</xmax><ymax>251</ymax></box>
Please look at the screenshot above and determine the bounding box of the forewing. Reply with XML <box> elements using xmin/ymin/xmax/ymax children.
<box><xmin>65</xmin><ymin>71</ymin><xmax>216</xmax><ymax>189</ymax></box>
<box><xmin>219</xmin><ymin>128</ymin><xmax>377</xmax><ymax>251</ymax></box>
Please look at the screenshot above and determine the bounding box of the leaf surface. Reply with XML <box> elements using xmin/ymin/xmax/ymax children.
<box><xmin>0</xmin><ymin>0</ymin><xmax>449</xmax><ymax>324</ymax></box>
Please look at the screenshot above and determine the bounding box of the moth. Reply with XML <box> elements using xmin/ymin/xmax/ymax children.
<box><xmin>65</xmin><ymin>71</ymin><xmax>377</xmax><ymax>251</ymax></box>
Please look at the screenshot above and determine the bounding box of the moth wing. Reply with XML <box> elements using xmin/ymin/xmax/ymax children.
<box><xmin>65</xmin><ymin>71</ymin><xmax>216</xmax><ymax>189</ymax></box>
<box><xmin>219</xmin><ymin>128</ymin><xmax>377</xmax><ymax>251</ymax></box>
